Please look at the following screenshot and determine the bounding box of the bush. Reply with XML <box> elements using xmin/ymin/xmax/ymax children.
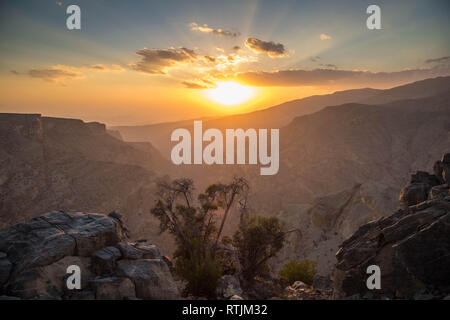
<box><xmin>175</xmin><ymin>246</ymin><xmax>222</xmax><ymax>298</ymax></box>
<box><xmin>278</xmin><ymin>259</ymin><xmax>317</xmax><ymax>285</ymax></box>
<box><xmin>233</xmin><ymin>215</ymin><xmax>285</xmax><ymax>281</ymax></box>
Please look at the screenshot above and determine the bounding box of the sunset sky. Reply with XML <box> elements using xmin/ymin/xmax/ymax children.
<box><xmin>0</xmin><ymin>0</ymin><xmax>449</xmax><ymax>125</ymax></box>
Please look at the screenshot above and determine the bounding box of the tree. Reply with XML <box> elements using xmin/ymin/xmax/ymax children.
<box><xmin>232</xmin><ymin>215</ymin><xmax>286</xmax><ymax>281</ymax></box>
<box><xmin>150</xmin><ymin>177</ymin><xmax>248</xmax><ymax>297</ymax></box>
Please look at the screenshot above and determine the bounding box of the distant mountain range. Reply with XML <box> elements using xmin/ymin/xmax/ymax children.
<box><xmin>111</xmin><ymin>76</ymin><xmax>450</xmax><ymax>158</ymax></box>
<box><xmin>1</xmin><ymin>76</ymin><xmax>449</xmax><ymax>275</ymax></box>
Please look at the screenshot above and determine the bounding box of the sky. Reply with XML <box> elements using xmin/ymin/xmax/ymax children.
<box><xmin>0</xmin><ymin>0</ymin><xmax>449</xmax><ymax>125</ymax></box>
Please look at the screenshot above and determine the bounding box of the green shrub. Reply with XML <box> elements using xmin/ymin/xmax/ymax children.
<box><xmin>233</xmin><ymin>215</ymin><xmax>285</xmax><ymax>281</ymax></box>
<box><xmin>175</xmin><ymin>251</ymin><xmax>222</xmax><ymax>298</ymax></box>
<box><xmin>278</xmin><ymin>259</ymin><xmax>317</xmax><ymax>285</ymax></box>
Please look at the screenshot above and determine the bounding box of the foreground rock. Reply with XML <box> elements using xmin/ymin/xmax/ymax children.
<box><xmin>0</xmin><ymin>211</ymin><xmax>179</xmax><ymax>300</ymax></box>
<box><xmin>333</xmin><ymin>153</ymin><xmax>450</xmax><ymax>299</ymax></box>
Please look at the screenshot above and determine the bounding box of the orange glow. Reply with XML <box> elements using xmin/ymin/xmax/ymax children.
<box><xmin>206</xmin><ymin>82</ymin><xmax>254</xmax><ymax>106</ymax></box>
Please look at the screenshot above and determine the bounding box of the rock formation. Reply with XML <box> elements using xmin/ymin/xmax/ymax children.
<box><xmin>0</xmin><ymin>210</ymin><xmax>179</xmax><ymax>300</ymax></box>
<box><xmin>0</xmin><ymin>113</ymin><xmax>175</xmax><ymax>254</ymax></box>
<box><xmin>333</xmin><ymin>153</ymin><xmax>450</xmax><ymax>299</ymax></box>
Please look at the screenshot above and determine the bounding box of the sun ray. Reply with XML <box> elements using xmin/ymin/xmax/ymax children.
<box><xmin>206</xmin><ymin>81</ymin><xmax>254</xmax><ymax>106</ymax></box>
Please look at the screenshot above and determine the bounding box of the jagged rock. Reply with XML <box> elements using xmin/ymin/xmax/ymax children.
<box><xmin>0</xmin><ymin>295</ymin><xmax>21</xmax><ymax>300</ymax></box>
<box><xmin>0</xmin><ymin>211</ymin><xmax>177</xmax><ymax>300</ymax></box>
<box><xmin>0</xmin><ymin>252</ymin><xmax>12</xmax><ymax>286</ymax></box>
<box><xmin>433</xmin><ymin>153</ymin><xmax>450</xmax><ymax>184</ymax></box>
<box><xmin>429</xmin><ymin>184</ymin><xmax>450</xmax><ymax>200</ymax></box>
<box><xmin>116</xmin><ymin>241</ymin><xmax>160</xmax><ymax>260</ymax></box>
<box><xmin>334</xmin><ymin>154</ymin><xmax>450</xmax><ymax>300</ymax></box>
<box><xmin>217</xmin><ymin>275</ymin><xmax>242</xmax><ymax>299</ymax></box>
<box><xmin>89</xmin><ymin>277</ymin><xmax>135</xmax><ymax>300</ymax></box>
<box><xmin>313</xmin><ymin>275</ymin><xmax>333</xmax><ymax>293</ymax></box>
<box><xmin>0</xmin><ymin>211</ymin><xmax>125</xmax><ymax>277</ymax></box>
<box><xmin>7</xmin><ymin>256</ymin><xmax>92</xmax><ymax>299</ymax></box>
<box><xmin>91</xmin><ymin>247</ymin><xmax>122</xmax><ymax>275</ymax></box>
<box><xmin>116</xmin><ymin>259</ymin><xmax>179</xmax><ymax>300</ymax></box>
<box><xmin>65</xmin><ymin>290</ymin><xmax>96</xmax><ymax>300</ymax></box>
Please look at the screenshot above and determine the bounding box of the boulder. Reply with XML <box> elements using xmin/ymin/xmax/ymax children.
<box><xmin>0</xmin><ymin>211</ymin><xmax>177</xmax><ymax>300</ymax></box>
<box><xmin>334</xmin><ymin>154</ymin><xmax>450</xmax><ymax>300</ymax></box>
<box><xmin>116</xmin><ymin>241</ymin><xmax>160</xmax><ymax>260</ymax></box>
<box><xmin>216</xmin><ymin>275</ymin><xmax>242</xmax><ymax>299</ymax></box>
<box><xmin>313</xmin><ymin>275</ymin><xmax>333</xmax><ymax>293</ymax></box>
<box><xmin>91</xmin><ymin>246</ymin><xmax>122</xmax><ymax>275</ymax></box>
<box><xmin>116</xmin><ymin>259</ymin><xmax>179</xmax><ymax>299</ymax></box>
<box><xmin>399</xmin><ymin>183</ymin><xmax>430</xmax><ymax>206</ymax></box>
<box><xmin>0</xmin><ymin>252</ymin><xmax>12</xmax><ymax>286</ymax></box>
<box><xmin>0</xmin><ymin>211</ymin><xmax>125</xmax><ymax>276</ymax></box>
<box><xmin>7</xmin><ymin>256</ymin><xmax>91</xmax><ymax>299</ymax></box>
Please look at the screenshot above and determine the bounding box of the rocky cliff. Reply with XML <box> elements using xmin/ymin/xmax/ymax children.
<box><xmin>333</xmin><ymin>153</ymin><xmax>450</xmax><ymax>299</ymax></box>
<box><xmin>0</xmin><ymin>113</ymin><xmax>174</xmax><ymax>253</ymax></box>
<box><xmin>0</xmin><ymin>210</ymin><xmax>179</xmax><ymax>300</ymax></box>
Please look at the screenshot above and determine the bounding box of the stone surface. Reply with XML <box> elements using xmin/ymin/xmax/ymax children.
<box><xmin>0</xmin><ymin>252</ymin><xmax>12</xmax><ymax>286</ymax></box>
<box><xmin>333</xmin><ymin>154</ymin><xmax>450</xmax><ymax>300</ymax></box>
<box><xmin>0</xmin><ymin>211</ymin><xmax>178</xmax><ymax>300</ymax></box>
<box><xmin>116</xmin><ymin>259</ymin><xmax>179</xmax><ymax>300</ymax></box>
<box><xmin>217</xmin><ymin>275</ymin><xmax>242</xmax><ymax>299</ymax></box>
<box><xmin>90</xmin><ymin>277</ymin><xmax>135</xmax><ymax>300</ymax></box>
<box><xmin>116</xmin><ymin>241</ymin><xmax>161</xmax><ymax>260</ymax></box>
<box><xmin>91</xmin><ymin>246</ymin><xmax>122</xmax><ymax>275</ymax></box>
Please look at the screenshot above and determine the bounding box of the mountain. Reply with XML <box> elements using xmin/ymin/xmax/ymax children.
<box><xmin>269</xmin><ymin>91</ymin><xmax>450</xmax><ymax>275</ymax></box>
<box><xmin>1</xmin><ymin>77</ymin><xmax>449</xmax><ymax>277</ymax></box>
<box><xmin>111</xmin><ymin>76</ymin><xmax>450</xmax><ymax>158</ymax></box>
<box><xmin>0</xmin><ymin>113</ymin><xmax>174</xmax><ymax>253</ymax></box>
<box><xmin>333</xmin><ymin>153</ymin><xmax>450</xmax><ymax>300</ymax></box>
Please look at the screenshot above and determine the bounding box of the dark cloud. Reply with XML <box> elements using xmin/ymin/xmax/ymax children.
<box><xmin>182</xmin><ymin>79</ymin><xmax>216</xmax><ymax>89</ymax></box>
<box><xmin>232</xmin><ymin>67</ymin><xmax>450</xmax><ymax>87</ymax></box>
<box><xmin>425</xmin><ymin>56</ymin><xmax>450</xmax><ymax>64</ymax></box>
<box><xmin>310</xmin><ymin>56</ymin><xmax>321</xmax><ymax>62</ymax></box>
<box><xmin>130</xmin><ymin>47</ymin><xmax>200</xmax><ymax>74</ymax></box>
<box><xmin>190</xmin><ymin>22</ymin><xmax>240</xmax><ymax>37</ymax></box>
<box><xmin>319</xmin><ymin>63</ymin><xmax>337</xmax><ymax>69</ymax></box>
<box><xmin>232</xmin><ymin>46</ymin><xmax>242</xmax><ymax>52</ymax></box>
<box><xmin>26</xmin><ymin>67</ymin><xmax>83</xmax><ymax>82</ymax></box>
<box><xmin>89</xmin><ymin>64</ymin><xmax>107</xmax><ymax>70</ymax></box>
<box><xmin>244</xmin><ymin>37</ymin><xmax>287</xmax><ymax>58</ymax></box>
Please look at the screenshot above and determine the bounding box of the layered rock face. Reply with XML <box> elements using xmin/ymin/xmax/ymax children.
<box><xmin>0</xmin><ymin>113</ymin><xmax>174</xmax><ymax>253</ymax></box>
<box><xmin>0</xmin><ymin>211</ymin><xmax>179</xmax><ymax>300</ymax></box>
<box><xmin>333</xmin><ymin>154</ymin><xmax>450</xmax><ymax>299</ymax></box>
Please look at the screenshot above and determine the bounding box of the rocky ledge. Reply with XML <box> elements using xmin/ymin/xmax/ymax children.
<box><xmin>333</xmin><ymin>153</ymin><xmax>450</xmax><ymax>300</ymax></box>
<box><xmin>0</xmin><ymin>211</ymin><xmax>179</xmax><ymax>300</ymax></box>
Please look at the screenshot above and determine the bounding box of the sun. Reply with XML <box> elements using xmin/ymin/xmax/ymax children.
<box><xmin>206</xmin><ymin>82</ymin><xmax>254</xmax><ymax>106</ymax></box>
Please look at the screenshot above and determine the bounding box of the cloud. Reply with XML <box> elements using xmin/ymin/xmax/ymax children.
<box><xmin>320</xmin><ymin>33</ymin><xmax>332</xmax><ymax>40</ymax></box>
<box><xmin>425</xmin><ymin>56</ymin><xmax>450</xmax><ymax>64</ymax></box>
<box><xmin>10</xmin><ymin>63</ymin><xmax>123</xmax><ymax>84</ymax></box>
<box><xmin>319</xmin><ymin>63</ymin><xmax>338</xmax><ymax>69</ymax></box>
<box><xmin>182</xmin><ymin>79</ymin><xmax>216</xmax><ymax>89</ymax></box>
<box><xmin>244</xmin><ymin>37</ymin><xmax>287</xmax><ymax>58</ymax></box>
<box><xmin>231</xmin><ymin>67</ymin><xmax>450</xmax><ymax>88</ymax></box>
<box><xmin>23</xmin><ymin>66</ymin><xmax>83</xmax><ymax>83</ymax></box>
<box><xmin>232</xmin><ymin>46</ymin><xmax>242</xmax><ymax>52</ymax></box>
<box><xmin>190</xmin><ymin>22</ymin><xmax>240</xmax><ymax>37</ymax></box>
<box><xmin>129</xmin><ymin>47</ymin><xmax>200</xmax><ymax>74</ymax></box>
<box><xmin>310</xmin><ymin>56</ymin><xmax>321</xmax><ymax>62</ymax></box>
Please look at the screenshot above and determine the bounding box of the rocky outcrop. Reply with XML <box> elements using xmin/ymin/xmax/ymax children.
<box><xmin>333</xmin><ymin>153</ymin><xmax>450</xmax><ymax>299</ymax></box>
<box><xmin>0</xmin><ymin>211</ymin><xmax>179</xmax><ymax>300</ymax></box>
<box><xmin>0</xmin><ymin>113</ymin><xmax>174</xmax><ymax>255</ymax></box>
